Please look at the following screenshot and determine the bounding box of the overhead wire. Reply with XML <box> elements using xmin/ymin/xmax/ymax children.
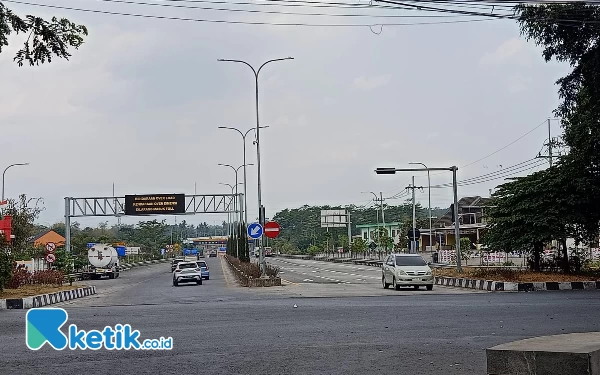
<box><xmin>69</xmin><ymin>0</ymin><xmax>494</xmax><ymax>19</ymax></box>
<box><xmin>2</xmin><ymin>0</ymin><xmax>500</xmax><ymax>26</ymax></box>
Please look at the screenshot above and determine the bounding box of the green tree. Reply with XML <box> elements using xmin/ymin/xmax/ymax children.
<box><xmin>307</xmin><ymin>245</ymin><xmax>320</xmax><ymax>256</ymax></box>
<box><xmin>1</xmin><ymin>194</ymin><xmax>42</xmax><ymax>258</ymax></box>
<box><xmin>517</xmin><ymin>3</ymin><xmax>600</xmax><ymax>245</ymax></box>
<box><xmin>351</xmin><ymin>237</ymin><xmax>367</xmax><ymax>256</ymax></box>
<box><xmin>0</xmin><ymin>2</ymin><xmax>88</xmax><ymax>66</ymax></box>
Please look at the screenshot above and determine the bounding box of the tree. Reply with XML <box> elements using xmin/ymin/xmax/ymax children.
<box><xmin>459</xmin><ymin>237</ymin><xmax>473</xmax><ymax>263</ymax></box>
<box><xmin>0</xmin><ymin>2</ymin><xmax>88</xmax><ymax>66</ymax></box>
<box><xmin>351</xmin><ymin>237</ymin><xmax>366</xmax><ymax>256</ymax></box>
<box><xmin>517</xmin><ymin>3</ymin><xmax>600</xmax><ymax>245</ymax></box>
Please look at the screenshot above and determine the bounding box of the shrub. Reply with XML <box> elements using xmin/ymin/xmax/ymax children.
<box><xmin>6</xmin><ymin>263</ymin><xmax>64</xmax><ymax>289</ymax></box>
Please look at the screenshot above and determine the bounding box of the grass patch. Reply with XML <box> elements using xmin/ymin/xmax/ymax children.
<box><xmin>0</xmin><ymin>284</ymin><xmax>82</xmax><ymax>299</ymax></box>
<box><xmin>433</xmin><ymin>267</ymin><xmax>600</xmax><ymax>282</ymax></box>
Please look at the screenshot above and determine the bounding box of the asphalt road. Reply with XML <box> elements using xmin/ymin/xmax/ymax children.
<box><xmin>1</xmin><ymin>257</ymin><xmax>600</xmax><ymax>375</ymax></box>
<box><xmin>263</xmin><ymin>256</ymin><xmax>484</xmax><ymax>297</ymax></box>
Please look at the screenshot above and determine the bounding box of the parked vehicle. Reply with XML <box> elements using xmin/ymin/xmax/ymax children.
<box><xmin>195</xmin><ymin>260</ymin><xmax>210</xmax><ymax>280</ymax></box>
<box><xmin>86</xmin><ymin>244</ymin><xmax>120</xmax><ymax>280</ymax></box>
<box><xmin>382</xmin><ymin>254</ymin><xmax>433</xmax><ymax>291</ymax></box>
<box><xmin>173</xmin><ymin>261</ymin><xmax>203</xmax><ymax>286</ymax></box>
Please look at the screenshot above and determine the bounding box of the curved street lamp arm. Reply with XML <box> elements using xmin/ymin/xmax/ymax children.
<box><xmin>217</xmin><ymin>59</ymin><xmax>257</xmax><ymax>77</ymax></box>
<box><xmin>257</xmin><ymin>57</ymin><xmax>294</xmax><ymax>76</ymax></box>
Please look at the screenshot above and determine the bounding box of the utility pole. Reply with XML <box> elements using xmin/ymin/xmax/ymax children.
<box><xmin>405</xmin><ymin>177</ymin><xmax>424</xmax><ymax>254</ymax></box>
<box><xmin>548</xmin><ymin>118</ymin><xmax>553</xmax><ymax>167</ymax></box>
<box><xmin>536</xmin><ymin>118</ymin><xmax>554</xmax><ymax>168</ymax></box>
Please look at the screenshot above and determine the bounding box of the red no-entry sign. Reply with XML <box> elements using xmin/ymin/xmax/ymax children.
<box><xmin>264</xmin><ymin>221</ymin><xmax>281</xmax><ymax>239</ymax></box>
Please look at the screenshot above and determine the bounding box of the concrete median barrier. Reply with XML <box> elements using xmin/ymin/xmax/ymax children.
<box><xmin>487</xmin><ymin>332</ymin><xmax>600</xmax><ymax>375</ymax></box>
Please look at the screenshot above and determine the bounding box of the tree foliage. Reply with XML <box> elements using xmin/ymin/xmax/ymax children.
<box><xmin>272</xmin><ymin>203</ymin><xmax>432</xmax><ymax>253</ymax></box>
<box><xmin>0</xmin><ymin>2</ymin><xmax>88</xmax><ymax>66</ymax></box>
<box><xmin>484</xmin><ymin>3</ymin><xmax>600</xmax><ymax>271</ymax></box>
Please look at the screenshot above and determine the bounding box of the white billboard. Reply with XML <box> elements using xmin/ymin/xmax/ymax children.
<box><xmin>320</xmin><ymin>210</ymin><xmax>348</xmax><ymax>228</ymax></box>
<box><xmin>125</xmin><ymin>247</ymin><xmax>140</xmax><ymax>255</ymax></box>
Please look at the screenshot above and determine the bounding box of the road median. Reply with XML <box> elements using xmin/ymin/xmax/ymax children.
<box><xmin>224</xmin><ymin>255</ymin><xmax>281</xmax><ymax>287</ymax></box>
<box><xmin>0</xmin><ymin>285</ymin><xmax>97</xmax><ymax>309</ymax></box>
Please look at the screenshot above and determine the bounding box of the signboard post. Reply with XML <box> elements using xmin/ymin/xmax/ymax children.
<box><xmin>124</xmin><ymin>194</ymin><xmax>186</xmax><ymax>215</ymax></box>
<box><xmin>264</xmin><ymin>221</ymin><xmax>280</xmax><ymax>239</ymax></box>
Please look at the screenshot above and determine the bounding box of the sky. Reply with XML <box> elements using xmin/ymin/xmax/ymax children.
<box><xmin>0</xmin><ymin>0</ymin><xmax>571</xmax><ymax>229</ymax></box>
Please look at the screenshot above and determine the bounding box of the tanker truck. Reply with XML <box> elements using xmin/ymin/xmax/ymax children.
<box><xmin>86</xmin><ymin>244</ymin><xmax>121</xmax><ymax>280</ymax></box>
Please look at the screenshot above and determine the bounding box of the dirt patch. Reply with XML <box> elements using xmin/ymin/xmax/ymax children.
<box><xmin>0</xmin><ymin>284</ymin><xmax>83</xmax><ymax>299</ymax></box>
<box><xmin>433</xmin><ymin>267</ymin><xmax>600</xmax><ymax>282</ymax></box>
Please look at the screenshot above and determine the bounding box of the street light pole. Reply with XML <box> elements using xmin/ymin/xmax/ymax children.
<box><xmin>218</xmin><ymin>126</ymin><xmax>269</xmax><ymax>225</ymax></box>
<box><xmin>218</xmin><ymin>57</ymin><xmax>293</xmax><ymax>276</ymax></box>
<box><xmin>2</xmin><ymin>163</ymin><xmax>29</xmax><ymax>201</ymax></box>
<box><xmin>375</xmin><ymin>166</ymin><xmax>462</xmax><ymax>273</ymax></box>
<box><xmin>220</xmin><ymin>182</ymin><xmax>244</xmax><ymax>245</ymax></box>
<box><xmin>410</xmin><ymin>162</ymin><xmax>432</xmax><ymax>252</ymax></box>
<box><xmin>219</xmin><ymin>163</ymin><xmax>253</xmax><ymax>257</ymax></box>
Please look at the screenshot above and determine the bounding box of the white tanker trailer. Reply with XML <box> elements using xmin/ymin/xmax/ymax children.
<box><xmin>86</xmin><ymin>244</ymin><xmax>121</xmax><ymax>280</ymax></box>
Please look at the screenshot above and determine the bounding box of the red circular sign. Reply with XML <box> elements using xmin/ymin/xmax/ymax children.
<box><xmin>263</xmin><ymin>221</ymin><xmax>281</xmax><ymax>239</ymax></box>
<box><xmin>45</xmin><ymin>253</ymin><xmax>56</xmax><ymax>263</ymax></box>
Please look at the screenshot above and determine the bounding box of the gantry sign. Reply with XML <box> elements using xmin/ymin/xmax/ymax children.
<box><xmin>64</xmin><ymin>193</ymin><xmax>242</xmax><ymax>253</ymax></box>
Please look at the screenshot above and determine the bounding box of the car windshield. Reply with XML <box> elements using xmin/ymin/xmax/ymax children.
<box><xmin>197</xmin><ymin>262</ymin><xmax>207</xmax><ymax>268</ymax></box>
<box><xmin>396</xmin><ymin>256</ymin><xmax>427</xmax><ymax>266</ymax></box>
<box><xmin>179</xmin><ymin>263</ymin><xmax>197</xmax><ymax>269</ymax></box>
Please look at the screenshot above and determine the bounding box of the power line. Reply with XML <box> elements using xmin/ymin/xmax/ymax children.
<box><xmin>461</xmin><ymin>119</ymin><xmax>549</xmax><ymax>168</ymax></box>
<box><xmin>81</xmin><ymin>0</ymin><xmax>494</xmax><ymax>16</ymax></box>
<box><xmin>431</xmin><ymin>159</ymin><xmax>546</xmax><ymax>188</ymax></box>
<box><xmin>2</xmin><ymin>0</ymin><xmax>498</xmax><ymax>26</ymax></box>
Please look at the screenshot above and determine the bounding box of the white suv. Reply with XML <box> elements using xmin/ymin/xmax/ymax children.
<box><xmin>173</xmin><ymin>261</ymin><xmax>203</xmax><ymax>286</ymax></box>
<box><xmin>382</xmin><ymin>254</ymin><xmax>434</xmax><ymax>291</ymax></box>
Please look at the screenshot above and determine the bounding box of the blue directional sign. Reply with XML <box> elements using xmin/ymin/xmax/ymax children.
<box><xmin>247</xmin><ymin>222</ymin><xmax>263</xmax><ymax>239</ymax></box>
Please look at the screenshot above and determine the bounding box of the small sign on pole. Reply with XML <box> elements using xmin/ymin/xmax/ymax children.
<box><xmin>45</xmin><ymin>242</ymin><xmax>56</xmax><ymax>253</ymax></box>
<box><xmin>45</xmin><ymin>253</ymin><xmax>56</xmax><ymax>263</ymax></box>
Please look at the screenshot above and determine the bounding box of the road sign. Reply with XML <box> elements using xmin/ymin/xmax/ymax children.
<box><xmin>45</xmin><ymin>242</ymin><xmax>56</xmax><ymax>253</ymax></box>
<box><xmin>407</xmin><ymin>228</ymin><xmax>421</xmax><ymax>240</ymax></box>
<box><xmin>369</xmin><ymin>242</ymin><xmax>377</xmax><ymax>250</ymax></box>
<box><xmin>263</xmin><ymin>221</ymin><xmax>281</xmax><ymax>239</ymax></box>
<box><xmin>45</xmin><ymin>253</ymin><xmax>56</xmax><ymax>263</ymax></box>
<box><xmin>247</xmin><ymin>223</ymin><xmax>263</xmax><ymax>239</ymax></box>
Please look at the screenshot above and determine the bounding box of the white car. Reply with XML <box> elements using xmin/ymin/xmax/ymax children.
<box><xmin>382</xmin><ymin>254</ymin><xmax>434</xmax><ymax>291</ymax></box>
<box><xmin>173</xmin><ymin>261</ymin><xmax>203</xmax><ymax>286</ymax></box>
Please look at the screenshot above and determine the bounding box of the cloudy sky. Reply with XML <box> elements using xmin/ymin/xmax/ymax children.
<box><xmin>0</xmin><ymin>0</ymin><xmax>569</xmax><ymax>228</ymax></box>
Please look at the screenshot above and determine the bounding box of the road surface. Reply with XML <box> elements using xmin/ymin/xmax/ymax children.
<box><xmin>1</xmin><ymin>257</ymin><xmax>600</xmax><ymax>375</ymax></box>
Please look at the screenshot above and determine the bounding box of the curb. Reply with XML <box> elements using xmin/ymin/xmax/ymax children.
<box><xmin>434</xmin><ymin>276</ymin><xmax>600</xmax><ymax>292</ymax></box>
<box><xmin>0</xmin><ymin>286</ymin><xmax>97</xmax><ymax>309</ymax></box>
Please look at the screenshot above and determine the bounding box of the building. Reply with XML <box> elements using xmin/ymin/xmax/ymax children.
<box><xmin>431</xmin><ymin>195</ymin><xmax>493</xmax><ymax>249</ymax></box>
<box><xmin>356</xmin><ymin>222</ymin><xmax>403</xmax><ymax>245</ymax></box>
<box><xmin>354</xmin><ymin>196</ymin><xmax>493</xmax><ymax>251</ymax></box>
<box><xmin>32</xmin><ymin>230</ymin><xmax>66</xmax><ymax>247</ymax></box>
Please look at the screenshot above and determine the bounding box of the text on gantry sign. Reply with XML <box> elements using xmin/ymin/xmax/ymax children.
<box><xmin>124</xmin><ymin>194</ymin><xmax>185</xmax><ymax>215</ymax></box>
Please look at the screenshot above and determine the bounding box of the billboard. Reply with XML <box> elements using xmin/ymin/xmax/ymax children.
<box><xmin>320</xmin><ymin>210</ymin><xmax>348</xmax><ymax>228</ymax></box>
<box><xmin>124</xmin><ymin>194</ymin><xmax>185</xmax><ymax>215</ymax></box>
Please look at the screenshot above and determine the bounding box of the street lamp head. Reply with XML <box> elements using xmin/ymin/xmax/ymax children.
<box><xmin>375</xmin><ymin>168</ymin><xmax>396</xmax><ymax>175</ymax></box>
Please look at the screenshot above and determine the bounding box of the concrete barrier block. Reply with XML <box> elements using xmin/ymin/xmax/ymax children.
<box><xmin>487</xmin><ymin>332</ymin><xmax>600</xmax><ymax>375</ymax></box>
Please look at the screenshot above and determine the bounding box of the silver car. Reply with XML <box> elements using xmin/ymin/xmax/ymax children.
<box><xmin>382</xmin><ymin>254</ymin><xmax>434</xmax><ymax>291</ymax></box>
<box><xmin>173</xmin><ymin>261</ymin><xmax>203</xmax><ymax>286</ymax></box>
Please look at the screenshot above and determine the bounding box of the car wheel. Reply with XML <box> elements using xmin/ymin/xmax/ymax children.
<box><xmin>393</xmin><ymin>277</ymin><xmax>401</xmax><ymax>291</ymax></box>
<box><xmin>382</xmin><ymin>275</ymin><xmax>390</xmax><ymax>289</ymax></box>
<box><xmin>197</xmin><ymin>280</ymin><xmax>202</xmax><ymax>285</ymax></box>
<box><xmin>206</xmin><ymin>276</ymin><xmax>209</xmax><ymax>280</ymax></box>
<box><xmin>426</xmin><ymin>285</ymin><xmax>433</xmax><ymax>291</ymax></box>
<box><xmin>173</xmin><ymin>279</ymin><xmax>178</xmax><ymax>287</ymax></box>
<box><xmin>414</xmin><ymin>285</ymin><xmax>419</xmax><ymax>290</ymax></box>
